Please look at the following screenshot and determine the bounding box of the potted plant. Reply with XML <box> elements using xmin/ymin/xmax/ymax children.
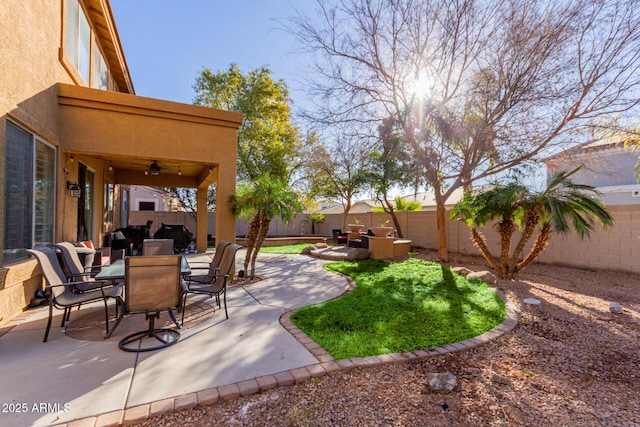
<box><xmin>371</xmin><ymin>219</ymin><xmax>394</xmax><ymax>237</ymax></box>
<box><xmin>347</xmin><ymin>217</ymin><xmax>365</xmax><ymax>233</ymax></box>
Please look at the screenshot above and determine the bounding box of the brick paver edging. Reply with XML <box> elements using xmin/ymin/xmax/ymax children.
<box><xmin>57</xmin><ymin>273</ymin><xmax>518</xmax><ymax>427</ymax></box>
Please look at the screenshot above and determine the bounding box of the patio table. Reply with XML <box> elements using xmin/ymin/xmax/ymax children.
<box><xmin>96</xmin><ymin>256</ymin><xmax>191</xmax><ymax>322</ymax></box>
<box><xmin>96</xmin><ymin>256</ymin><xmax>191</xmax><ymax>280</ymax></box>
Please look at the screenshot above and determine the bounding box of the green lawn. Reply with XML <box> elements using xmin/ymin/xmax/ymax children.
<box><xmin>291</xmin><ymin>258</ymin><xmax>506</xmax><ymax>359</ymax></box>
<box><xmin>259</xmin><ymin>243</ymin><xmax>310</xmax><ymax>254</ymax></box>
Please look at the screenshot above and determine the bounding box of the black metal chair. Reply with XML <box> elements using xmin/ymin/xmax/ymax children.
<box><xmin>27</xmin><ymin>247</ymin><xmax>124</xmax><ymax>342</ymax></box>
<box><xmin>118</xmin><ymin>255</ymin><xmax>186</xmax><ymax>352</ymax></box>
<box><xmin>181</xmin><ymin>243</ymin><xmax>242</xmax><ymax>323</ymax></box>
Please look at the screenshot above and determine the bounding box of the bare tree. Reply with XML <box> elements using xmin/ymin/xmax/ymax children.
<box><xmin>305</xmin><ymin>133</ymin><xmax>372</xmax><ymax>230</ymax></box>
<box><xmin>289</xmin><ymin>0</ymin><xmax>640</xmax><ymax>261</ymax></box>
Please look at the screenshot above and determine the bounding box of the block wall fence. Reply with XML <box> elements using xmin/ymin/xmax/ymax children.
<box><xmin>130</xmin><ymin>204</ymin><xmax>640</xmax><ymax>275</ymax></box>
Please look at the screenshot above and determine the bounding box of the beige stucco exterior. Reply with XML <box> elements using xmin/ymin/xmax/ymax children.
<box><xmin>0</xmin><ymin>0</ymin><xmax>242</xmax><ymax>323</ymax></box>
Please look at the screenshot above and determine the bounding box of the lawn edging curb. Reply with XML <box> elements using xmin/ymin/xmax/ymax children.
<box><xmin>55</xmin><ymin>268</ymin><xmax>518</xmax><ymax>427</ymax></box>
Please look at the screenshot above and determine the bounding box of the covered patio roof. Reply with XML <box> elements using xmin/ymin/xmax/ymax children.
<box><xmin>57</xmin><ymin>83</ymin><xmax>243</xmax><ymax>251</ymax></box>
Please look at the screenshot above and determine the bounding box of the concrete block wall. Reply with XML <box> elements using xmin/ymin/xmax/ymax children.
<box><xmin>130</xmin><ymin>205</ymin><xmax>640</xmax><ymax>274</ymax></box>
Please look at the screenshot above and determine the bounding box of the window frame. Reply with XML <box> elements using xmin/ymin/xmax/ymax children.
<box><xmin>61</xmin><ymin>0</ymin><xmax>111</xmax><ymax>89</ymax></box>
<box><xmin>3</xmin><ymin>120</ymin><xmax>57</xmax><ymax>265</ymax></box>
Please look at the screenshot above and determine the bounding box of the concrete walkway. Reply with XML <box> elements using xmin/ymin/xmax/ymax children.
<box><xmin>0</xmin><ymin>252</ymin><xmax>351</xmax><ymax>427</ymax></box>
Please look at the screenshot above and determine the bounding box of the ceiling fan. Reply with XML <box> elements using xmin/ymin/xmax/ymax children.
<box><xmin>144</xmin><ymin>160</ymin><xmax>181</xmax><ymax>176</ymax></box>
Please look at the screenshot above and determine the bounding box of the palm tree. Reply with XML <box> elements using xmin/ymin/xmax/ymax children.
<box><xmin>229</xmin><ymin>175</ymin><xmax>301</xmax><ymax>279</ymax></box>
<box><xmin>451</xmin><ymin>168</ymin><xmax>614</xmax><ymax>279</ymax></box>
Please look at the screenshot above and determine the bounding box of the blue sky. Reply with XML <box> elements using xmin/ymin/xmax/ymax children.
<box><xmin>110</xmin><ymin>0</ymin><xmax>313</xmax><ymax>109</ymax></box>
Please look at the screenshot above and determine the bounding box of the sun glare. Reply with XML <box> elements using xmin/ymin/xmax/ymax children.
<box><xmin>409</xmin><ymin>71</ymin><xmax>434</xmax><ymax>99</ymax></box>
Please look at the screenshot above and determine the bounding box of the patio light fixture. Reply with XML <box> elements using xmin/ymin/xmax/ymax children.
<box><xmin>146</xmin><ymin>161</ymin><xmax>162</xmax><ymax>176</ymax></box>
<box><xmin>67</xmin><ymin>181</ymin><xmax>81</xmax><ymax>198</ymax></box>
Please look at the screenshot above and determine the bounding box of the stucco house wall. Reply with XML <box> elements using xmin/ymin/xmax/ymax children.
<box><xmin>0</xmin><ymin>0</ymin><xmax>241</xmax><ymax>324</ymax></box>
<box><xmin>545</xmin><ymin>141</ymin><xmax>640</xmax><ymax>205</ymax></box>
<box><xmin>1</xmin><ymin>0</ymin><xmax>86</xmax><ymax>323</ymax></box>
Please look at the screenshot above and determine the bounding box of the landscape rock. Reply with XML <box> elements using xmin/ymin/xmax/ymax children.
<box><xmin>490</xmin><ymin>372</ymin><xmax>512</xmax><ymax>386</ymax></box>
<box><xmin>451</xmin><ymin>266</ymin><xmax>472</xmax><ymax>276</ymax></box>
<box><xmin>426</xmin><ymin>372</ymin><xmax>458</xmax><ymax>392</ymax></box>
<box><xmin>466</xmin><ymin>270</ymin><xmax>497</xmax><ymax>284</ymax></box>
<box><xmin>301</xmin><ymin>246</ymin><xmax>314</xmax><ymax>255</ymax></box>
<box><xmin>314</xmin><ymin>243</ymin><xmax>329</xmax><ymax>249</ymax></box>
<box><xmin>345</xmin><ymin>248</ymin><xmax>370</xmax><ymax>261</ymax></box>
<box><xmin>610</xmin><ymin>302</ymin><xmax>624</xmax><ymax>314</ymax></box>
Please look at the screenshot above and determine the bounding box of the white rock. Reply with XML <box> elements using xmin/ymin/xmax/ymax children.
<box><xmin>426</xmin><ymin>372</ymin><xmax>458</xmax><ymax>392</ymax></box>
<box><xmin>523</xmin><ymin>298</ymin><xmax>541</xmax><ymax>305</ymax></box>
<box><xmin>610</xmin><ymin>302</ymin><xmax>624</xmax><ymax>314</ymax></box>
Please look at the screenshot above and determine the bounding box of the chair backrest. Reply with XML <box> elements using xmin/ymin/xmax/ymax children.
<box><xmin>218</xmin><ymin>243</ymin><xmax>242</xmax><ymax>276</ymax></box>
<box><xmin>27</xmin><ymin>247</ymin><xmax>71</xmax><ymax>299</ymax></box>
<box><xmin>142</xmin><ymin>239</ymin><xmax>174</xmax><ymax>256</ymax></box>
<box><xmin>125</xmin><ymin>255</ymin><xmax>182</xmax><ymax>312</ymax></box>
<box><xmin>53</xmin><ymin>242</ymin><xmax>87</xmax><ymax>281</ymax></box>
<box><xmin>210</xmin><ymin>240</ymin><xmax>231</xmax><ymax>269</ymax></box>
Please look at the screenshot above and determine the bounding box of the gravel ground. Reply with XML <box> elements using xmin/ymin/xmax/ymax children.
<box><xmin>136</xmin><ymin>252</ymin><xmax>640</xmax><ymax>426</ymax></box>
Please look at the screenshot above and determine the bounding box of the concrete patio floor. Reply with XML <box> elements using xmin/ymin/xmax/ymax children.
<box><xmin>0</xmin><ymin>251</ymin><xmax>350</xmax><ymax>427</ymax></box>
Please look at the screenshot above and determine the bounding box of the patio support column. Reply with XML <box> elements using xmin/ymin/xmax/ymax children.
<box><xmin>215</xmin><ymin>163</ymin><xmax>237</xmax><ymax>246</ymax></box>
<box><xmin>196</xmin><ymin>187</ymin><xmax>209</xmax><ymax>253</ymax></box>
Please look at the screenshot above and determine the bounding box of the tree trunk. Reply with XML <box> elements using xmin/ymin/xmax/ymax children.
<box><xmin>383</xmin><ymin>195</ymin><xmax>404</xmax><ymax>238</ymax></box>
<box><xmin>436</xmin><ymin>201</ymin><xmax>448</xmax><ymax>262</ymax></box>
<box><xmin>498</xmin><ymin>219</ymin><xmax>515</xmax><ymax>278</ymax></box>
<box><xmin>249</xmin><ymin>214</ymin><xmax>271</xmax><ymax>279</ymax></box>
<box><xmin>513</xmin><ymin>224</ymin><xmax>553</xmax><ymax>278</ymax></box>
<box><xmin>390</xmin><ymin>211</ymin><xmax>403</xmax><ymax>238</ymax></box>
<box><xmin>471</xmin><ymin>228</ymin><xmax>503</xmax><ymax>277</ymax></box>
<box><xmin>508</xmin><ymin>208</ymin><xmax>540</xmax><ymax>278</ymax></box>
<box><xmin>243</xmin><ymin>213</ymin><xmax>261</xmax><ymax>276</ymax></box>
<box><xmin>342</xmin><ymin>197</ymin><xmax>352</xmax><ymax>231</ymax></box>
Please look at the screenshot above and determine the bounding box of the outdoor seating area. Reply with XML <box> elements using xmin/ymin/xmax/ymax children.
<box><xmin>22</xmin><ymin>240</ymin><xmax>245</xmax><ymax>351</ymax></box>
<box><xmin>0</xmin><ymin>250</ymin><xmax>352</xmax><ymax>426</ymax></box>
<box><xmin>26</xmin><ymin>247</ymin><xmax>124</xmax><ymax>342</ymax></box>
<box><xmin>325</xmin><ymin>228</ymin><xmax>412</xmax><ymax>260</ymax></box>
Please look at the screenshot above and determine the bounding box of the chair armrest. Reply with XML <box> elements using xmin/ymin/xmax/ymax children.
<box><xmin>186</xmin><ymin>272</ymin><xmax>229</xmax><ymax>282</ymax></box>
<box><xmin>50</xmin><ymin>279</ymin><xmax>111</xmax><ymax>289</ymax></box>
<box><xmin>189</xmin><ymin>266</ymin><xmax>221</xmax><ymax>273</ymax></box>
<box><xmin>188</xmin><ymin>261</ymin><xmax>212</xmax><ymax>266</ymax></box>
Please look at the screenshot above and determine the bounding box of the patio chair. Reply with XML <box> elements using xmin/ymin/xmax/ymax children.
<box><xmin>118</xmin><ymin>255</ymin><xmax>186</xmax><ymax>352</ymax></box>
<box><xmin>332</xmin><ymin>229</ymin><xmax>348</xmax><ymax>245</ymax></box>
<box><xmin>54</xmin><ymin>242</ymin><xmax>104</xmax><ymax>292</ymax></box>
<box><xmin>27</xmin><ymin>247</ymin><xmax>124</xmax><ymax>342</ymax></box>
<box><xmin>187</xmin><ymin>239</ymin><xmax>231</xmax><ymax>273</ymax></box>
<box><xmin>181</xmin><ymin>243</ymin><xmax>242</xmax><ymax>323</ymax></box>
<box><xmin>142</xmin><ymin>238</ymin><xmax>174</xmax><ymax>256</ymax></box>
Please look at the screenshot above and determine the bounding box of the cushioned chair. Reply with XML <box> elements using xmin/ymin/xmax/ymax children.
<box><xmin>27</xmin><ymin>247</ymin><xmax>124</xmax><ymax>342</ymax></box>
<box><xmin>142</xmin><ymin>239</ymin><xmax>174</xmax><ymax>256</ymax></box>
<box><xmin>54</xmin><ymin>242</ymin><xmax>104</xmax><ymax>292</ymax></box>
<box><xmin>118</xmin><ymin>255</ymin><xmax>186</xmax><ymax>352</ymax></box>
<box><xmin>181</xmin><ymin>243</ymin><xmax>242</xmax><ymax>323</ymax></box>
<box><xmin>332</xmin><ymin>229</ymin><xmax>348</xmax><ymax>245</ymax></box>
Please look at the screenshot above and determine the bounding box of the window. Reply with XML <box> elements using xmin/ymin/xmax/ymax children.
<box><xmin>103</xmin><ymin>182</ymin><xmax>114</xmax><ymax>225</ymax></box>
<box><xmin>64</xmin><ymin>0</ymin><xmax>91</xmax><ymax>84</ymax></box>
<box><xmin>91</xmin><ymin>39</ymin><xmax>108</xmax><ymax>90</ymax></box>
<box><xmin>64</xmin><ymin>0</ymin><xmax>110</xmax><ymax>88</ymax></box>
<box><xmin>4</xmin><ymin>121</ymin><xmax>56</xmax><ymax>264</ymax></box>
<box><xmin>139</xmin><ymin>202</ymin><xmax>156</xmax><ymax>211</ymax></box>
